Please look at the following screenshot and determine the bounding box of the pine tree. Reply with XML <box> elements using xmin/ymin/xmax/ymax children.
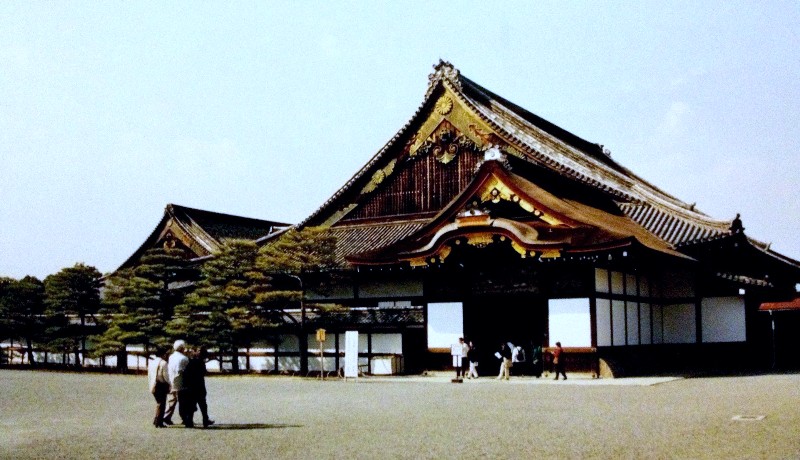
<box><xmin>94</xmin><ymin>247</ymin><xmax>197</xmax><ymax>370</ymax></box>
<box><xmin>256</xmin><ymin>227</ymin><xmax>338</xmax><ymax>374</ymax></box>
<box><xmin>168</xmin><ymin>239</ymin><xmax>269</xmax><ymax>372</ymax></box>
<box><xmin>43</xmin><ymin>263</ymin><xmax>103</xmax><ymax>367</ymax></box>
<box><xmin>0</xmin><ymin>276</ymin><xmax>46</xmax><ymax>365</ymax></box>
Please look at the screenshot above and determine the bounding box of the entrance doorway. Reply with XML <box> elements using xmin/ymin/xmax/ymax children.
<box><xmin>463</xmin><ymin>295</ymin><xmax>547</xmax><ymax>376</ymax></box>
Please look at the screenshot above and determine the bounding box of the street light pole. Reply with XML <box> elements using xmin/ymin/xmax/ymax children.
<box><xmin>288</xmin><ymin>274</ymin><xmax>308</xmax><ymax>375</ymax></box>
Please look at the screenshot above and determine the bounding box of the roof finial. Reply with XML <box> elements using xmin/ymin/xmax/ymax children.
<box><xmin>729</xmin><ymin>213</ymin><xmax>744</xmax><ymax>234</ymax></box>
<box><xmin>426</xmin><ymin>60</ymin><xmax>462</xmax><ymax>96</ymax></box>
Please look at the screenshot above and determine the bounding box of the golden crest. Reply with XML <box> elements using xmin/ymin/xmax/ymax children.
<box><xmin>360</xmin><ymin>159</ymin><xmax>397</xmax><ymax>194</ymax></box>
<box><xmin>434</xmin><ymin>96</ymin><xmax>453</xmax><ymax>115</ymax></box>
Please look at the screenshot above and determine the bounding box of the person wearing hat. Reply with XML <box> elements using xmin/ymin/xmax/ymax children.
<box><xmin>165</xmin><ymin>339</ymin><xmax>193</xmax><ymax>427</ymax></box>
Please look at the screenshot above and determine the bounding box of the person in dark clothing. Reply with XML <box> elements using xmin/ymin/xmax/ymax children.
<box><xmin>531</xmin><ymin>344</ymin><xmax>543</xmax><ymax>378</ymax></box>
<box><xmin>185</xmin><ymin>347</ymin><xmax>214</xmax><ymax>428</ymax></box>
<box><xmin>466</xmin><ymin>341</ymin><xmax>479</xmax><ymax>379</ymax></box>
<box><xmin>496</xmin><ymin>342</ymin><xmax>512</xmax><ymax>380</ymax></box>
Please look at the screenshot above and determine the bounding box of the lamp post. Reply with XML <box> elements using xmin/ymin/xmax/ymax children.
<box><xmin>287</xmin><ymin>274</ymin><xmax>308</xmax><ymax>375</ymax></box>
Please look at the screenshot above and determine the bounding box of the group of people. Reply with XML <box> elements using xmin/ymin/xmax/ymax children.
<box><xmin>497</xmin><ymin>340</ymin><xmax>566</xmax><ymax>380</ymax></box>
<box><xmin>455</xmin><ymin>337</ymin><xmax>479</xmax><ymax>380</ymax></box>
<box><xmin>455</xmin><ymin>338</ymin><xmax>567</xmax><ymax>381</ymax></box>
<box><xmin>147</xmin><ymin>339</ymin><xmax>214</xmax><ymax>429</ymax></box>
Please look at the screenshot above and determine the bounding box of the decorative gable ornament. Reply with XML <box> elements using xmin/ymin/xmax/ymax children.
<box><xmin>409</xmin><ymin>120</ymin><xmax>478</xmax><ymax>164</ymax></box>
<box><xmin>426</xmin><ymin>60</ymin><xmax>462</xmax><ymax>97</ymax></box>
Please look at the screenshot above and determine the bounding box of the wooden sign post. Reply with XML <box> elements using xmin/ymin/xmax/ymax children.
<box><xmin>316</xmin><ymin>328</ymin><xmax>326</xmax><ymax>380</ymax></box>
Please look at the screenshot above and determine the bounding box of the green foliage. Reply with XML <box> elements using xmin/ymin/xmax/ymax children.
<box><xmin>44</xmin><ymin>263</ymin><xmax>103</xmax><ymax>318</ymax></box>
<box><xmin>256</xmin><ymin>227</ymin><xmax>339</xmax><ymax>374</ymax></box>
<box><xmin>168</xmin><ymin>239</ymin><xmax>269</xmax><ymax>357</ymax></box>
<box><xmin>257</xmin><ymin>227</ymin><xmax>338</xmax><ymax>274</ymax></box>
<box><xmin>256</xmin><ymin>227</ymin><xmax>338</xmax><ymax>310</ymax></box>
<box><xmin>0</xmin><ymin>276</ymin><xmax>46</xmax><ymax>364</ymax></box>
<box><xmin>0</xmin><ymin>228</ymin><xmax>340</xmax><ymax>369</ymax></box>
<box><xmin>43</xmin><ymin>263</ymin><xmax>103</xmax><ymax>365</ymax></box>
<box><xmin>93</xmin><ymin>247</ymin><xmax>196</xmax><ymax>359</ymax></box>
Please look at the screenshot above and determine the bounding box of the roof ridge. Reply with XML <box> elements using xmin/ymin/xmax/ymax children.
<box><xmin>167</xmin><ymin>203</ymin><xmax>289</xmax><ymax>226</ymax></box>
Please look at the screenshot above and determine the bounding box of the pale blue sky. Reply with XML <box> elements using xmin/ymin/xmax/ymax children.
<box><xmin>1</xmin><ymin>2</ymin><xmax>798</xmax><ymax>279</ymax></box>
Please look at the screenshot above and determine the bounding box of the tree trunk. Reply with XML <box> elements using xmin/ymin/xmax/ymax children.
<box><xmin>231</xmin><ymin>349</ymin><xmax>239</xmax><ymax>372</ymax></box>
<box><xmin>117</xmin><ymin>349</ymin><xmax>128</xmax><ymax>372</ymax></box>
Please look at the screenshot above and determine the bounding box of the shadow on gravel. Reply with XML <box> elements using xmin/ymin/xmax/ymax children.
<box><xmin>203</xmin><ymin>423</ymin><xmax>302</xmax><ymax>430</ymax></box>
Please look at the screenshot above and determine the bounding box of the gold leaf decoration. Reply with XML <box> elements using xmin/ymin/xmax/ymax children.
<box><xmin>434</xmin><ymin>96</ymin><xmax>454</xmax><ymax>115</ymax></box>
<box><xmin>360</xmin><ymin>159</ymin><xmax>397</xmax><ymax>194</ymax></box>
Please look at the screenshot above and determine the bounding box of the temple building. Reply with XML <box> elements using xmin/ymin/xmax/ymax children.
<box><xmin>288</xmin><ymin>61</ymin><xmax>800</xmax><ymax>375</ymax></box>
<box><xmin>118</xmin><ymin>62</ymin><xmax>800</xmax><ymax>376</ymax></box>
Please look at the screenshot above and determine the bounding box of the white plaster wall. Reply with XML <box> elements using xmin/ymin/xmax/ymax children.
<box><xmin>701</xmin><ymin>297</ymin><xmax>746</xmax><ymax>343</ymax></box>
<box><xmin>548</xmin><ymin>298</ymin><xmax>591</xmax><ymax>347</ymax></box>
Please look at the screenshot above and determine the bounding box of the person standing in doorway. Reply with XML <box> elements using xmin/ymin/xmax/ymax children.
<box><xmin>531</xmin><ymin>343</ymin><xmax>543</xmax><ymax>378</ymax></box>
<box><xmin>553</xmin><ymin>341</ymin><xmax>567</xmax><ymax>380</ymax></box>
<box><xmin>467</xmin><ymin>341</ymin><xmax>479</xmax><ymax>379</ymax></box>
<box><xmin>460</xmin><ymin>338</ymin><xmax>470</xmax><ymax>379</ymax></box>
<box><xmin>496</xmin><ymin>342</ymin><xmax>512</xmax><ymax>380</ymax></box>
<box><xmin>511</xmin><ymin>344</ymin><xmax>525</xmax><ymax>376</ymax></box>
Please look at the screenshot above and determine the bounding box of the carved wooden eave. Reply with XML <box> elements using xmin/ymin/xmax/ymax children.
<box><xmin>346</xmin><ymin>157</ymin><xmax>690</xmax><ymax>267</ymax></box>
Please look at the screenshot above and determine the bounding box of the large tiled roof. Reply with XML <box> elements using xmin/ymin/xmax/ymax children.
<box><xmin>327</xmin><ymin>220</ymin><xmax>428</xmax><ymax>265</ymax></box>
<box><xmin>297</xmin><ymin>61</ymin><xmax>795</xmax><ymax>268</ymax></box>
<box><xmin>450</xmin><ymin>67</ymin><xmax>736</xmax><ymax>247</ymax></box>
<box><xmin>618</xmin><ymin>202</ymin><xmax>731</xmax><ymax>246</ymax></box>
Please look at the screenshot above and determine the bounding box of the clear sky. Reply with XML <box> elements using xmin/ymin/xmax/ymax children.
<box><xmin>1</xmin><ymin>1</ymin><xmax>798</xmax><ymax>280</ymax></box>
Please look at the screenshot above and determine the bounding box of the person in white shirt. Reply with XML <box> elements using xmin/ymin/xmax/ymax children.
<box><xmin>147</xmin><ymin>348</ymin><xmax>170</xmax><ymax>428</ymax></box>
<box><xmin>166</xmin><ymin>339</ymin><xmax>192</xmax><ymax>427</ymax></box>
<box><xmin>459</xmin><ymin>338</ymin><xmax>470</xmax><ymax>379</ymax></box>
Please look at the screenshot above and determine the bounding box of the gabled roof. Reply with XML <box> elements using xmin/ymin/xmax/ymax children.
<box><xmin>117</xmin><ymin>204</ymin><xmax>290</xmax><ymax>270</ymax></box>
<box><xmin>302</xmin><ymin>62</ymin><xmax>732</xmax><ymax>241</ymax></box>
<box><xmin>299</xmin><ymin>61</ymin><xmax>797</xmax><ymax>270</ymax></box>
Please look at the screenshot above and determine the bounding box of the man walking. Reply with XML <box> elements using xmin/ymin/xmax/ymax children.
<box><xmin>186</xmin><ymin>347</ymin><xmax>214</xmax><ymax>428</ymax></box>
<box><xmin>167</xmin><ymin>339</ymin><xmax>193</xmax><ymax>427</ymax></box>
<box><xmin>553</xmin><ymin>341</ymin><xmax>567</xmax><ymax>380</ymax></box>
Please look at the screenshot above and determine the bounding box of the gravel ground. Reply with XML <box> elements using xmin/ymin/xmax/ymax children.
<box><xmin>1</xmin><ymin>369</ymin><xmax>798</xmax><ymax>459</ymax></box>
